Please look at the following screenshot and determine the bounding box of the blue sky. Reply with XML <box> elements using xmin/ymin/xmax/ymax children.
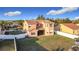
<box><xmin>0</xmin><ymin>7</ymin><xmax>79</xmax><ymax>20</ymax></box>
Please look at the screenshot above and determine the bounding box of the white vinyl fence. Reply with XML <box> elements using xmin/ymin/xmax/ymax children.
<box><xmin>15</xmin><ymin>33</ymin><xmax>27</xmax><ymax>39</ymax></box>
<box><xmin>56</xmin><ymin>31</ymin><xmax>79</xmax><ymax>39</ymax></box>
<box><xmin>0</xmin><ymin>33</ymin><xmax>27</xmax><ymax>40</ymax></box>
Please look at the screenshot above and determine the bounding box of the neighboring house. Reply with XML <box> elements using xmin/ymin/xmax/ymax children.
<box><xmin>23</xmin><ymin>20</ymin><xmax>54</xmax><ymax>37</ymax></box>
<box><xmin>76</xmin><ymin>24</ymin><xmax>79</xmax><ymax>26</ymax></box>
<box><xmin>60</xmin><ymin>23</ymin><xmax>79</xmax><ymax>35</ymax></box>
<box><xmin>8</xmin><ymin>22</ymin><xmax>22</xmax><ymax>29</ymax></box>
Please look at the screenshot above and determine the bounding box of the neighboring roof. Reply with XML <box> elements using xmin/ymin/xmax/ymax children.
<box><xmin>26</xmin><ymin>20</ymin><xmax>37</xmax><ymax>25</ymax></box>
<box><xmin>26</xmin><ymin>20</ymin><xmax>53</xmax><ymax>25</ymax></box>
<box><xmin>63</xmin><ymin>23</ymin><xmax>79</xmax><ymax>30</ymax></box>
<box><xmin>37</xmin><ymin>20</ymin><xmax>53</xmax><ymax>23</ymax></box>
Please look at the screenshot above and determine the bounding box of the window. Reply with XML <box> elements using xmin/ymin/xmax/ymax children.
<box><xmin>47</xmin><ymin>32</ymin><xmax>48</xmax><ymax>33</ymax></box>
<box><xmin>46</xmin><ymin>24</ymin><xmax>49</xmax><ymax>27</ymax></box>
<box><xmin>31</xmin><ymin>32</ymin><xmax>35</xmax><ymax>35</ymax></box>
<box><xmin>50</xmin><ymin>32</ymin><xmax>52</xmax><ymax>33</ymax></box>
<box><xmin>28</xmin><ymin>25</ymin><xmax>31</xmax><ymax>28</ymax></box>
<box><xmin>50</xmin><ymin>24</ymin><xmax>52</xmax><ymax>27</ymax></box>
<box><xmin>25</xmin><ymin>24</ymin><xmax>27</xmax><ymax>26</ymax></box>
<box><xmin>29</xmin><ymin>26</ymin><xmax>31</xmax><ymax>28</ymax></box>
<box><xmin>24</xmin><ymin>23</ymin><xmax>27</xmax><ymax>26</ymax></box>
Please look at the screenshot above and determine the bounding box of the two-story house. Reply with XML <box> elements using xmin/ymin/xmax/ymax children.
<box><xmin>23</xmin><ymin>20</ymin><xmax>54</xmax><ymax>37</ymax></box>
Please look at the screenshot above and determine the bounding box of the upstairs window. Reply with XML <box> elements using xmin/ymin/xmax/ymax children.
<box><xmin>46</xmin><ymin>24</ymin><xmax>49</xmax><ymax>27</ymax></box>
<box><xmin>28</xmin><ymin>25</ymin><xmax>31</xmax><ymax>28</ymax></box>
<box><xmin>50</xmin><ymin>24</ymin><xmax>53</xmax><ymax>27</ymax></box>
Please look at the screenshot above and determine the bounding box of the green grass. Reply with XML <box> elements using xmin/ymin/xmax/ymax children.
<box><xmin>16</xmin><ymin>35</ymin><xmax>75</xmax><ymax>51</ymax></box>
<box><xmin>0</xmin><ymin>40</ymin><xmax>15</xmax><ymax>51</ymax></box>
<box><xmin>37</xmin><ymin>35</ymin><xmax>75</xmax><ymax>50</ymax></box>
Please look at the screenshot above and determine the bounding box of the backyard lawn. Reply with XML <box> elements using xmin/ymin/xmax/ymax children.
<box><xmin>16</xmin><ymin>35</ymin><xmax>75</xmax><ymax>51</ymax></box>
<box><xmin>0</xmin><ymin>40</ymin><xmax>15</xmax><ymax>51</ymax></box>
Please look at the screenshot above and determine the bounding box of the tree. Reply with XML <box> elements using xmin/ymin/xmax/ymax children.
<box><xmin>0</xmin><ymin>20</ymin><xmax>14</xmax><ymax>30</ymax></box>
<box><xmin>0</xmin><ymin>21</ymin><xmax>6</xmax><ymax>30</ymax></box>
<box><xmin>54</xmin><ymin>18</ymin><xmax>72</xmax><ymax>24</ymax></box>
<box><xmin>36</xmin><ymin>15</ymin><xmax>45</xmax><ymax>20</ymax></box>
<box><xmin>73</xmin><ymin>19</ymin><xmax>79</xmax><ymax>24</ymax></box>
<box><xmin>14</xmin><ymin>20</ymin><xmax>24</xmax><ymax>26</ymax></box>
<box><xmin>63</xmin><ymin>18</ymin><xmax>72</xmax><ymax>23</ymax></box>
<box><xmin>46</xmin><ymin>18</ymin><xmax>54</xmax><ymax>22</ymax></box>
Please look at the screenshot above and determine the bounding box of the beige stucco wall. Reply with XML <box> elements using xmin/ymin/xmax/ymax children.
<box><xmin>74</xmin><ymin>29</ymin><xmax>79</xmax><ymax>35</ymax></box>
<box><xmin>44</xmin><ymin>22</ymin><xmax>54</xmax><ymax>36</ymax></box>
<box><xmin>23</xmin><ymin>21</ymin><xmax>28</xmax><ymax>31</ymax></box>
<box><xmin>60</xmin><ymin>24</ymin><xmax>74</xmax><ymax>34</ymax></box>
<box><xmin>23</xmin><ymin>21</ymin><xmax>37</xmax><ymax>37</ymax></box>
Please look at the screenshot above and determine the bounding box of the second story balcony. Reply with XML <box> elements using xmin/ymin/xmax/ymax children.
<box><xmin>36</xmin><ymin>23</ymin><xmax>44</xmax><ymax>30</ymax></box>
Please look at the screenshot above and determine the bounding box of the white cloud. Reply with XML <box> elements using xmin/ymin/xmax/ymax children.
<box><xmin>74</xmin><ymin>16</ymin><xmax>79</xmax><ymax>19</ymax></box>
<box><xmin>47</xmin><ymin>7</ymin><xmax>78</xmax><ymax>15</ymax></box>
<box><xmin>4</xmin><ymin>11</ymin><xmax>22</xmax><ymax>16</ymax></box>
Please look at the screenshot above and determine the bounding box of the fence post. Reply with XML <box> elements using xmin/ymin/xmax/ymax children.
<box><xmin>14</xmin><ymin>37</ymin><xmax>17</xmax><ymax>51</ymax></box>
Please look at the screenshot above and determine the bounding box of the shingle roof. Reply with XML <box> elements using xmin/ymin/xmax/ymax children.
<box><xmin>26</xmin><ymin>20</ymin><xmax>53</xmax><ymax>25</ymax></box>
<box><xmin>64</xmin><ymin>23</ymin><xmax>79</xmax><ymax>30</ymax></box>
<box><xmin>26</xmin><ymin>20</ymin><xmax>37</xmax><ymax>25</ymax></box>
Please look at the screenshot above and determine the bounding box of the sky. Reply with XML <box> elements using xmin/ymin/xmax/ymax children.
<box><xmin>0</xmin><ymin>7</ymin><xmax>79</xmax><ymax>20</ymax></box>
